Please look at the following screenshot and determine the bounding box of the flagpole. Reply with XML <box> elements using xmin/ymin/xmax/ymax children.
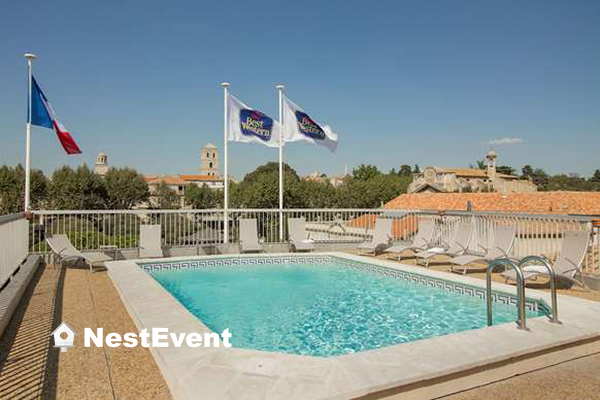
<box><xmin>24</xmin><ymin>53</ymin><xmax>37</xmax><ymax>212</ymax></box>
<box><xmin>222</xmin><ymin>82</ymin><xmax>230</xmax><ymax>244</ymax></box>
<box><xmin>276</xmin><ymin>84</ymin><xmax>285</xmax><ymax>242</ymax></box>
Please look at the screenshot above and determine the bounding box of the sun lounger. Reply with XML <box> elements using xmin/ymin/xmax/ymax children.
<box><xmin>46</xmin><ymin>234</ymin><xmax>113</xmax><ymax>271</ymax></box>
<box><xmin>502</xmin><ymin>230</ymin><xmax>590</xmax><ymax>288</ymax></box>
<box><xmin>288</xmin><ymin>217</ymin><xmax>315</xmax><ymax>252</ymax></box>
<box><xmin>358</xmin><ymin>218</ymin><xmax>393</xmax><ymax>256</ymax></box>
<box><xmin>139</xmin><ymin>225</ymin><xmax>164</xmax><ymax>258</ymax></box>
<box><xmin>384</xmin><ymin>220</ymin><xmax>435</xmax><ymax>261</ymax></box>
<box><xmin>239</xmin><ymin>219</ymin><xmax>264</xmax><ymax>253</ymax></box>
<box><xmin>415</xmin><ymin>221</ymin><xmax>472</xmax><ymax>267</ymax></box>
<box><xmin>449</xmin><ymin>225</ymin><xmax>516</xmax><ymax>274</ymax></box>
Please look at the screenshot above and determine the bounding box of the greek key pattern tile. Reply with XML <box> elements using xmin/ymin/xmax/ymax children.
<box><xmin>138</xmin><ymin>255</ymin><xmax>548</xmax><ymax>314</ymax></box>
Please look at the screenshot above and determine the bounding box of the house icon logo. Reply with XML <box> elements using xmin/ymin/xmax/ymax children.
<box><xmin>51</xmin><ymin>322</ymin><xmax>77</xmax><ymax>352</ymax></box>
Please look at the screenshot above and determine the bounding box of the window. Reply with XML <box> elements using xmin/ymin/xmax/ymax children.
<box><xmin>209</xmin><ymin>162</ymin><xmax>213</xmax><ymax>168</ymax></box>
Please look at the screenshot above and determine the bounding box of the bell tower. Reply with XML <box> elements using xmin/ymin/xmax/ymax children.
<box><xmin>201</xmin><ymin>143</ymin><xmax>219</xmax><ymax>177</ymax></box>
<box><xmin>94</xmin><ymin>152</ymin><xmax>109</xmax><ymax>176</ymax></box>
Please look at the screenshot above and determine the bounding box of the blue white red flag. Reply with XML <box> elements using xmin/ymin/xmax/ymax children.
<box><xmin>30</xmin><ymin>77</ymin><xmax>82</xmax><ymax>154</ymax></box>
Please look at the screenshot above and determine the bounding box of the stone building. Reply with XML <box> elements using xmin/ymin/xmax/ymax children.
<box><xmin>93</xmin><ymin>152</ymin><xmax>109</xmax><ymax>176</ymax></box>
<box><xmin>407</xmin><ymin>151</ymin><xmax>537</xmax><ymax>194</ymax></box>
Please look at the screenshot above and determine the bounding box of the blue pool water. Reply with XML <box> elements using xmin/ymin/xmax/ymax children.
<box><xmin>149</xmin><ymin>261</ymin><xmax>544</xmax><ymax>357</ymax></box>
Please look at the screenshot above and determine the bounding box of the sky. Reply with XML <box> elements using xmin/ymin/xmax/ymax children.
<box><xmin>1</xmin><ymin>0</ymin><xmax>599</xmax><ymax>180</ymax></box>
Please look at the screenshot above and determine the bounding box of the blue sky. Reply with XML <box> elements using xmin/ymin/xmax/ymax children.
<box><xmin>1</xmin><ymin>0</ymin><xmax>599</xmax><ymax>179</ymax></box>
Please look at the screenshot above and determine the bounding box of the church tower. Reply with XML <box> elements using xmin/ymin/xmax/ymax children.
<box><xmin>94</xmin><ymin>152</ymin><xmax>109</xmax><ymax>176</ymax></box>
<box><xmin>201</xmin><ymin>143</ymin><xmax>219</xmax><ymax>177</ymax></box>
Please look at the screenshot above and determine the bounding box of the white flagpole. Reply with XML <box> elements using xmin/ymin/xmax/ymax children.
<box><xmin>276</xmin><ymin>84</ymin><xmax>285</xmax><ymax>242</ymax></box>
<box><xmin>222</xmin><ymin>82</ymin><xmax>230</xmax><ymax>244</ymax></box>
<box><xmin>24</xmin><ymin>53</ymin><xmax>37</xmax><ymax>212</ymax></box>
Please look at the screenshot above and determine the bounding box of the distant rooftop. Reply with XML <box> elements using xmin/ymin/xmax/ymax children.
<box><xmin>385</xmin><ymin>191</ymin><xmax>600</xmax><ymax>216</ymax></box>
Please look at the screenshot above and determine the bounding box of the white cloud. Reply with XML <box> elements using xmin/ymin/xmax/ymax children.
<box><xmin>488</xmin><ymin>137</ymin><xmax>523</xmax><ymax>146</ymax></box>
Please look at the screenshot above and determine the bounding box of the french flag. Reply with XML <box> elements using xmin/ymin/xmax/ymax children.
<box><xmin>30</xmin><ymin>77</ymin><xmax>82</xmax><ymax>154</ymax></box>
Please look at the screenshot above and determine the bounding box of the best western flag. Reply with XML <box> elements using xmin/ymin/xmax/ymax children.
<box><xmin>282</xmin><ymin>96</ymin><xmax>338</xmax><ymax>152</ymax></box>
<box><xmin>227</xmin><ymin>93</ymin><xmax>280</xmax><ymax>147</ymax></box>
<box><xmin>30</xmin><ymin>77</ymin><xmax>82</xmax><ymax>154</ymax></box>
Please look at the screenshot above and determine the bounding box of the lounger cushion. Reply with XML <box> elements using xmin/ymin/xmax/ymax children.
<box><xmin>81</xmin><ymin>252</ymin><xmax>113</xmax><ymax>264</ymax></box>
<box><xmin>450</xmin><ymin>254</ymin><xmax>487</xmax><ymax>266</ymax></box>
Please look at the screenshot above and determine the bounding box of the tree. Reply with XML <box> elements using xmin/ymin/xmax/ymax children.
<box><xmin>413</xmin><ymin>164</ymin><xmax>421</xmax><ymax>174</ymax></box>
<box><xmin>104</xmin><ymin>167</ymin><xmax>149</xmax><ymax>209</ymax></box>
<box><xmin>352</xmin><ymin>164</ymin><xmax>381</xmax><ymax>181</ymax></box>
<box><xmin>49</xmin><ymin>165</ymin><xmax>107</xmax><ymax>210</ymax></box>
<box><xmin>0</xmin><ymin>164</ymin><xmax>48</xmax><ymax>214</ymax></box>
<box><xmin>521</xmin><ymin>165</ymin><xmax>534</xmax><ymax>179</ymax></box>
<box><xmin>153</xmin><ymin>182</ymin><xmax>180</xmax><ymax>209</ymax></box>
<box><xmin>496</xmin><ymin>165</ymin><xmax>516</xmax><ymax>176</ymax></box>
<box><xmin>591</xmin><ymin>169</ymin><xmax>600</xmax><ymax>183</ymax></box>
<box><xmin>399</xmin><ymin>165</ymin><xmax>412</xmax><ymax>176</ymax></box>
<box><xmin>184</xmin><ymin>184</ymin><xmax>218</xmax><ymax>209</ymax></box>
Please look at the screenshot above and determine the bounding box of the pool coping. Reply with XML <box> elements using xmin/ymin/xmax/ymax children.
<box><xmin>106</xmin><ymin>252</ymin><xmax>600</xmax><ymax>400</ymax></box>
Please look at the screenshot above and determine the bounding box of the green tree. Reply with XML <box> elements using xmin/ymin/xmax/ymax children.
<box><xmin>352</xmin><ymin>164</ymin><xmax>381</xmax><ymax>181</ymax></box>
<box><xmin>496</xmin><ymin>165</ymin><xmax>516</xmax><ymax>176</ymax></box>
<box><xmin>521</xmin><ymin>165</ymin><xmax>534</xmax><ymax>179</ymax></box>
<box><xmin>153</xmin><ymin>181</ymin><xmax>180</xmax><ymax>209</ymax></box>
<box><xmin>413</xmin><ymin>164</ymin><xmax>421</xmax><ymax>174</ymax></box>
<box><xmin>49</xmin><ymin>165</ymin><xmax>107</xmax><ymax>210</ymax></box>
<box><xmin>184</xmin><ymin>184</ymin><xmax>218</xmax><ymax>209</ymax></box>
<box><xmin>399</xmin><ymin>165</ymin><xmax>412</xmax><ymax>176</ymax></box>
<box><xmin>0</xmin><ymin>164</ymin><xmax>48</xmax><ymax>214</ymax></box>
<box><xmin>104</xmin><ymin>167</ymin><xmax>149</xmax><ymax>209</ymax></box>
<box><xmin>591</xmin><ymin>169</ymin><xmax>600</xmax><ymax>183</ymax></box>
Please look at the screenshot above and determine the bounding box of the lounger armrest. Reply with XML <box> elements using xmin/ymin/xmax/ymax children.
<box><xmin>493</xmin><ymin>246</ymin><xmax>510</xmax><ymax>258</ymax></box>
<box><xmin>563</xmin><ymin>257</ymin><xmax>580</xmax><ymax>270</ymax></box>
<box><xmin>456</xmin><ymin>242</ymin><xmax>468</xmax><ymax>252</ymax></box>
<box><xmin>477</xmin><ymin>244</ymin><xmax>489</xmax><ymax>252</ymax></box>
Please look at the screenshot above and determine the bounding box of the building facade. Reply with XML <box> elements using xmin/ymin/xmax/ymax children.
<box><xmin>407</xmin><ymin>151</ymin><xmax>537</xmax><ymax>194</ymax></box>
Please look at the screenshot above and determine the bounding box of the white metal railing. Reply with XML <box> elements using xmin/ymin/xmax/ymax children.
<box><xmin>29</xmin><ymin>208</ymin><xmax>599</xmax><ymax>275</ymax></box>
<box><xmin>0</xmin><ymin>213</ymin><xmax>29</xmax><ymax>286</ymax></box>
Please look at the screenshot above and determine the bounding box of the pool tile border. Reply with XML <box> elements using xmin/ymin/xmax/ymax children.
<box><xmin>138</xmin><ymin>254</ymin><xmax>548</xmax><ymax>314</ymax></box>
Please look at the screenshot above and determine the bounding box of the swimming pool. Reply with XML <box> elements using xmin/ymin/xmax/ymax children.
<box><xmin>141</xmin><ymin>255</ymin><xmax>547</xmax><ymax>357</ymax></box>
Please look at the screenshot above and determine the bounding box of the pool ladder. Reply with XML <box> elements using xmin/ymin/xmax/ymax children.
<box><xmin>486</xmin><ymin>256</ymin><xmax>560</xmax><ymax>331</ymax></box>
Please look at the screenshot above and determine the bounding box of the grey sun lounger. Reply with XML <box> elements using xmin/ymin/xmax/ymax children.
<box><xmin>415</xmin><ymin>221</ymin><xmax>472</xmax><ymax>267</ymax></box>
<box><xmin>46</xmin><ymin>234</ymin><xmax>113</xmax><ymax>271</ymax></box>
<box><xmin>449</xmin><ymin>225</ymin><xmax>516</xmax><ymax>274</ymax></box>
<box><xmin>502</xmin><ymin>230</ymin><xmax>590</xmax><ymax>288</ymax></box>
<box><xmin>139</xmin><ymin>225</ymin><xmax>164</xmax><ymax>258</ymax></box>
<box><xmin>358</xmin><ymin>218</ymin><xmax>393</xmax><ymax>256</ymax></box>
<box><xmin>239</xmin><ymin>218</ymin><xmax>264</xmax><ymax>253</ymax></box>
<box><xmin>384</xmin><ymin>220</ymin><xmax>435</xmax><ymax>261</ymax></box>
<box><xmin>288</xmin><ymin>217</ymin><xmax>315</xmax><ymax>252</ymax></box>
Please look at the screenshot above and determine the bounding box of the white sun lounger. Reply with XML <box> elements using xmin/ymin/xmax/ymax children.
<box><xmin>139</xmin><ymin>225</ymin><xmax>164</xmax><ymax>258</ymax></box>
<box><xmin>46</xmin><ymin>234</ymin><xmax>113</xmax><ymax>271</ymax></box>
<box><xmin>502</xmin><ymin>230</ymin><xmax>590</xmax><ymax>288</ymax></box>
<box><xmin>415</xmin><ymin>221</ymin><xmax>472</xmax><ymax>267</ymax></box>
<box><xmin>384</xmin><ymin>220</ymin><xmax>435</xmax><ymax>261</ymax></box>
<box><xmin>288</xmin><ymin>217</ymin><xmax>315</xmax><ymax>252</ymax></box>
<box><xmin>239</xmin><ymin>219</ymin><xmax>264</xmax><ymax>253</ymax></box>
<box><xmin>358</xmin><ymin>218</ymin><xmax>393</xmax><ymax>256</ymax></box>
<box><xmin>449</xmin><ymin>225</ymin><xmax>516</xmax><ymax>274</ymax></box>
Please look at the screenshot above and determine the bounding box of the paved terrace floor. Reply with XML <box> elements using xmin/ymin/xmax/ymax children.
<box><xmin>0</xmin><ymin>253</ymin><xmax>599</xmax><ymax>399</ymax></box>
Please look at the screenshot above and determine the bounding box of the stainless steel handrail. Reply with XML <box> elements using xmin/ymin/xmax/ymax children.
<box><xmin>519</xmin><ymin>255</ymin><xmax>561</xmax><ymax>324</ymax></box>
<box><xmin>487</xmin><ymin>258</ymin><xmax>527</xmax><ymax>330</ymax></box>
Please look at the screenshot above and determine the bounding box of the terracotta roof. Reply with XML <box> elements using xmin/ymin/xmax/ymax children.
<box><xmin>144</xmin><ymin>175</ymin><xmax>189</xmax><ymax>185</ymax></box>
<box><xmin>385</xmin><ymin>191</ymin><xmax>600</xmax><ymax>216</ymax></box>
<box><xmin>180</xmin><ymin>174</ymin><xmax>223</xmax><ymax>182</ymax></box>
